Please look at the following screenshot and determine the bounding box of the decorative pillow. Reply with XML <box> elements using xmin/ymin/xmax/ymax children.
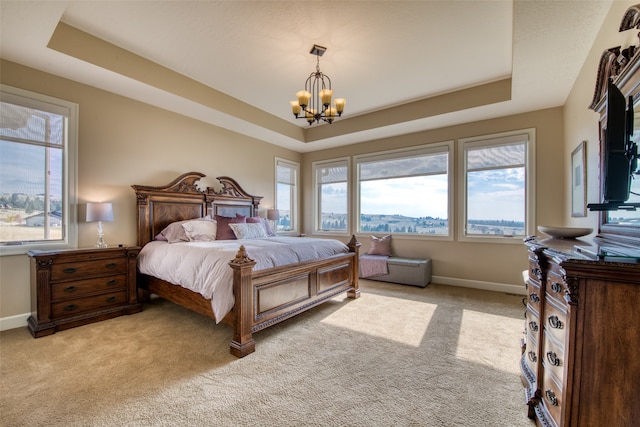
<box><xmin>157</xmin><ymin>216</ymin><xmax>212</xmax><ymax>243</ymax></box>
<box><xmin>368</xmin><ymin>235</ymin><xmax>392</xmax><ymax>256</ymax></box>
<box><xmin>260</xmin><ymin>217</ymin><xmax>276</xmax><ymax>237</ymax></box>
<box><xmin>244</xmin><ymin>215</ymin><xmax>275</xmax><ymax>237</ymax></box>
<box><xmin>245</xmin><ymin>215</ymin><xmax>261</xmax><ymax>223</ymax></box>
<box><xmin>229</xmin><ymin>222</ymin><xmax>268</xmax><ymax>240</ymax></box>
<box><xmin>215</xmin><ymin>215</ymin><xmax>246</xmax><ymax>240</ymax></box>
<box><xmin>182</xmin><ymin>220</ymin><xmax>217</xmax><ymax>241</ymax></box>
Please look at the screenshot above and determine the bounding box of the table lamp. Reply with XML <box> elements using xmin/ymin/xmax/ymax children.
<box><xmin>267</xmin><ymin>209</ymin><xmax>279</xmax><ymax>233</ymax></box>
<box><xmin>86</xmin><ymin>202</ymin><xmax>114</xmax><ymax>248</ymax></box>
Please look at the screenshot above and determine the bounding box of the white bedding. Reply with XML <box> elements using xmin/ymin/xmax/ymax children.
<box><xmin>137</xmin><ymin>236</ymin><xmax>349</xmax><ymax>322</ymax></box>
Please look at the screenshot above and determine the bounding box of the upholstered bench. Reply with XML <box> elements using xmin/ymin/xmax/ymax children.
<box><xmin>367</xmin><ymin>257</ymin><xmax>432</xmax><ymax>288</ymax></box>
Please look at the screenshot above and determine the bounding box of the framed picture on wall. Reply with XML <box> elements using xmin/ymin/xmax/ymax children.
<box><xmin>571</xmin><ymin>141</ymin><xmax>587</xmax><ymax>217</ymax></box>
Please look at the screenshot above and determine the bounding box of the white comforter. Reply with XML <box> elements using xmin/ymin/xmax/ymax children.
<box><xmin>137</xmin><ymin>236</ymin><xmax>349</xmax><ymax>322</ymax></box>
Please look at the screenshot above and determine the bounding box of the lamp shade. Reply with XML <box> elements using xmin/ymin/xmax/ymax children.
<box><xmin>267</xmin><ymin>209</ymin><xmax>279</xmax><ymax>221</ymax></box>
<box><xmin>86</xmin><ymin>202</ymin><xmax>114</xmax><ymax>222</ymax></box>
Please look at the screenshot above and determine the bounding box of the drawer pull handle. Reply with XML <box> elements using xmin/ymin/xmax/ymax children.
<box><xmin>63</xmin><ymin>304</ymin><xmax>78</xmax><ymax>311</ymax></box>
<box><xmin>63</xmin><ymin>286</ymin><xmax>77</xmax><ymax>293</ymax></box>
<box><xmin>106</xmin><ymin>279</ymin><xmax>119</xmax><ymax>286</ymax></box>
<box><xmin>548</xmin><ymin>316</ymin><xmax>563</xmax><ymax>329</ymax></box>
<box><xmin>529</xmin><ymin>293</ymin><xmax>540</xmax><ymax>303</ymax></box>
<box><xmin>527</xmin><ymin>351</ymin><xmax>537</xmax><ymax>363</ymax></box>
<box><xmin>551</xmin><ymin>282</ymin><xmax>563</xmax><ymax>293</ymax></box>
<box><xmin>545</xmin><ymin>389</ymin><xmax>559</xmax><ymax>406</ymax></box>
<box><xmin>547</xmin><ymin>351</ymin><xmax>561</xmax><ymax>366</ymax></box>
<box><xmin>531</xmin><ymin>268</ymin><xmax>542</xmax><ymax>280</ymax></box>
<box><xmin>528</xmin><ymin>321</ymin><xmax>538</xmax><ymax>332</ymax></box>
<box><xmin>106</xmin><ymin>263</ymin><xmax>117</xmax><ymax>269</ymax></box>
<box><xmin>63</xmin><ymin>267</ymin><xmax>77</xmax><ymax>274</ymax></box>
<box><xmin>106</xmin><ymin>296</ymin><xmax>118</xmax><ymax>303</ymax></box>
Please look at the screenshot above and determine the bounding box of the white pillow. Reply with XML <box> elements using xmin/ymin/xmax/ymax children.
<box><xmin>157</xmin><ymin>216</ymin><xmax>211</xmax><ymax>243</ymax></box>
<box><xmin>229</xmin><ymin>222</ymin><xmax>268</xmax><ymax>240</ymax></box>
<box><xmin>182</xmin><ymin>220</ymin><xmax>217</xmax><ymax>241</ymax></box>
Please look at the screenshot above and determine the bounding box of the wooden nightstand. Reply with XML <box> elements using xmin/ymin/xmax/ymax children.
<box><xmin>27</xmin><ymin>246</ymin><xmax>141</xmax><ymax>337</ymax></box>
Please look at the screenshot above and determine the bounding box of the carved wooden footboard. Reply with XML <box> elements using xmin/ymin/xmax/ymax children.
<box><xmin>133</xmin><ymin>172</ymin><xmax>360</xmax><ymax>357</ymax></box>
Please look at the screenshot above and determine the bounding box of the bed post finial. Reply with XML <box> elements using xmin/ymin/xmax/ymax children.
<box><xmin>231</xmin><ymin>245</ymin><xmax>255</xmax><ymax>264</ymax></box>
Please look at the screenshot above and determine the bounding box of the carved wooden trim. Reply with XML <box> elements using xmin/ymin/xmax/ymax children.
<box><xmin>620</xmin><ymin>5</ymin><xmax>640</xmax><ymax>31</ymax></box>
<box><xmin>131</xmin><ymin>171</ymin><xmax>205</xmax><ymax>194</ymax></box>
<box><xmin>34</xmin><ymin>258</ymin><xmax>53</xmax><ymax>268</ymax></box>
<box><xmin>207</xmin><ymin>176</ymin><xmax>263</xmax><ymax>207</ymax></box>
<box><xmin>564</xmin><ymin>275</ymin><xmax>580</xmax><ymax>306</ymax></box>
<box><xmin>230</xmin><ymin>245</ymin><xmax>255</xmax><ymax>265</ymax></box>
<box><xmin>589</xmin><ymin>47</ymin><xmax>622</xmax><ymax>111</ymax></box>
<box><xmin>589</xmin><ymin>4</ymin><xmax>640</xmax><ymax>111</ymax></box>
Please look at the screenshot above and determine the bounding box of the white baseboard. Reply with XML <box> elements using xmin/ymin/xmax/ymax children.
<box><xmin>433</xmin><ymin>275</ymin><xmax>526</xmax><ymax>296</ymax></box>
<box><xmin>0</xmin><ymin>313</ymin><xmax>29</xmax><ymax>332</ymax></box>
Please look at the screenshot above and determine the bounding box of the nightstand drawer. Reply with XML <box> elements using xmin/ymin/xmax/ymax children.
<box><xmin>50</xmin><ymin>258</ymin><xmax>127</xmax><ymax>282</ymax></box>
<box><xmin>51</xmin><ymin>290</ymin><xmax>128</xmax><ymax>318</ymax></box>
<box><xmin>51</xmin><ymin>274</ymin><xmax>127</xmax><ymax>300</ymax></box>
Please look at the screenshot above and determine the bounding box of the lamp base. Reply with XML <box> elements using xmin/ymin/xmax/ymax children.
<box><xmin>95</xmin><ymin>234</ymin><xmax>108</xmax><ymax>248</ymax></box>
<box><xmin>95</xmin><ymin>221</ymin><xmax>108</xmax><ymax>248</ymax></box>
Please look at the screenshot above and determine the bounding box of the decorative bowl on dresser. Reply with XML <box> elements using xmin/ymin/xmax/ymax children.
<box><xmin>27</xmin><ymin>246</ymin><xmax>141</xmax><ymax>337</ymax></box>
<box><xmin>521</xmin><ymin>236</ymin><xmax>640</xmax><ymax>426</ymax></box>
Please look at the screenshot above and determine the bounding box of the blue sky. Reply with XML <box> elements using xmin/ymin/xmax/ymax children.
<box><xmin>0</xmin><ymin>140</ymin><xmax>62</xmax><ymax>198</ymax></box>
<box><xmin>321</xmin><ymin>169</ymin><xmax>526</xmax><ymax>222</ymax></box>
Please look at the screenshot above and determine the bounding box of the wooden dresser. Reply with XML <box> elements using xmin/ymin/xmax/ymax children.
<box><xmin>27</xmin><ymin>246</ymin><xmax>141</xmax><ymax>337</ymax></box>
<box><xmin>521</xmin><ymin>237</ymin><xmax>640</xmax><ymax>426</ymax></box>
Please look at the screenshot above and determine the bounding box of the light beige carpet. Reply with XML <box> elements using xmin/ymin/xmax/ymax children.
<box><xmin>1</xmin><ymin>280</ymin><xmax>534</xmax><ymax>426</ymax></box>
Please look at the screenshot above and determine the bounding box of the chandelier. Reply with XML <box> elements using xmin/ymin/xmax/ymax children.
<box><xmin>290</xmin><ymin>44</ymin><xmax>345</xmax><ymax>125</ymax></box>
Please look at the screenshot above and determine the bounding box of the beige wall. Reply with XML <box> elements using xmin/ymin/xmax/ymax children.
<box><xmin>0</xmin><ymin>59</ymin><xmax>300</xmax><ymax>321</ymax></box>
<box><xmin>301</xmin><ymin>108</ymin><xmax>564</xmax><ymax>288</ymax></box>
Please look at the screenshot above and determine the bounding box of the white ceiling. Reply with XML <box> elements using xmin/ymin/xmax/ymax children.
<box><xmin>0</xmin><ymin>1</ymin><xmax>612</xmax><ymax>153</ymax></box>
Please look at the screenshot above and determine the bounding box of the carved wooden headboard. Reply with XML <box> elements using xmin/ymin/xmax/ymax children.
<box><xmin>132</xmin><ymin>172</ymin><xmax>263</xmax><ymax>246</ymax></box>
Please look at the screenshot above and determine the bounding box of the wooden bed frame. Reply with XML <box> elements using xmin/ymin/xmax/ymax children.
<box><xmin>132</xmin><ymin>172</ymin><xmax>360</xmax><ymax>357</ymax></box>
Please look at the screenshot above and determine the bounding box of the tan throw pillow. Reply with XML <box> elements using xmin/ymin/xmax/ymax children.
<box><xmin>182</xmin><ymin>220</ymin><xmax>217</xmax><ymax>241</ymax></box>
<box><xmin>368</xmin><ymin>235</ymin><xmax>391</xmax><ymax>256</ymax></box>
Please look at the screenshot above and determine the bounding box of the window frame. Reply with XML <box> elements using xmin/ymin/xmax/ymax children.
<box><xmin>312</xmin><ymin>157</ymin><xmax>350</xmax><ymax>236</ymax></box>
<box><xmin>274</xmin><ymin>157</ymin><xmax>300</xmax><ymax>235</ymax></box>
<box><xmin>354</xmin><ymin>141</ymin><xmax>454</xmax><ymax>241</ymax></box>
<box><xmin>0</xmin><ymin>85</ymin><xmax>78</xmax><ymax>256</ymax></box>
<box><xmin>457</xmin><ymin>129</ymin><xmax>536</xmax><ymax>244</ymax></box>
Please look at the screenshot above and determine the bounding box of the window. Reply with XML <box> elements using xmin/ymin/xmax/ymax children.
<box><xmin>355</xmin><ymin>143</ymin><xmax>453</xmax><ymax>238</ymax></box>
<box><xmin>275</xmin><ymin>158</ymin><xmax>299</xmax><ymax>233</ymax></box>
<box><xmin>313</xmin><ymin>158</ymin><xmax>349</xmax><ymax>234</ymax></box>
<box><xmin>458</xmin><ymin>129</ymin><xmax>535</xmax><ymax>242</ymax></box>
<box><xmin>0</xmin><ymin>85</ymin><xmax>78</xmax><ymax>255</ymax></box>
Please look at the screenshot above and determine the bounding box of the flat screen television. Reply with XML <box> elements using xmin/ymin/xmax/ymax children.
<box><xmin>602</xmin><ymin>79</ymin><xmax>635</xmax><ymax>203</ymax></box>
